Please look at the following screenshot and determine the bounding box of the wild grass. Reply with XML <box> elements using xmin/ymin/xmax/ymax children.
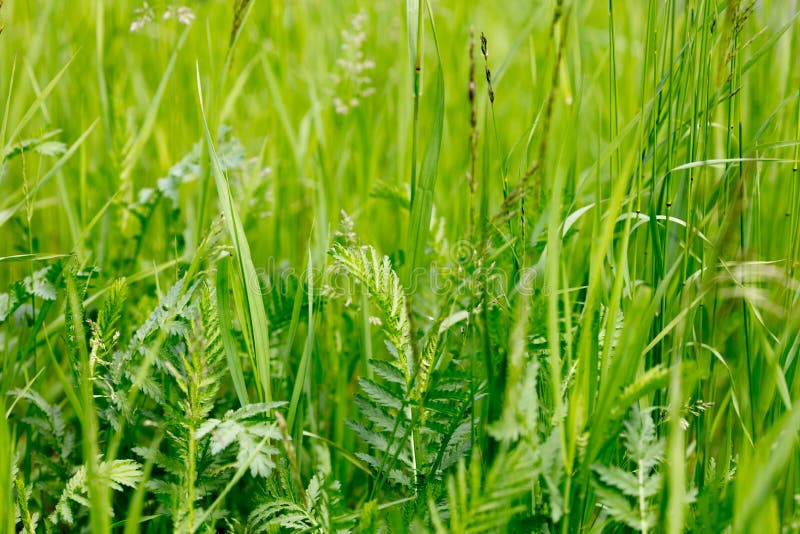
<box><xmin>1</xmin><ymin>0</ymin><xmax>800</xmax><ymax>532</ymax></box>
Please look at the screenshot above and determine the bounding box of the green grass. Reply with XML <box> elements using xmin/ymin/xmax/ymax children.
<box><xmin>2</xmin><ymin>0</ymin><xmax>800</xmax><ymax>532</ymax></box>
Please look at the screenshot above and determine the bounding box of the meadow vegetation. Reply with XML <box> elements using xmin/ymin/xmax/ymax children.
<box><xmin>1</xmin><ymin>0</ymin><xmax>800</xmax><ymax>532</ymax></box>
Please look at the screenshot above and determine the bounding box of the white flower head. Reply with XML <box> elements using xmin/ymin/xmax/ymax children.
<box><xmin>330</xmin><ymin>11</ymin><xmax>375</xmax><ymax>115</ymax></box>
<box><xmin>163</xmin><ymin>6</ymin><xmax>195</xmax><ymax>26</ymax></box>
<box><xmin>131</xmin><ymin>3</ymin><xmax>195</xmax><ymax>33</ymax></box>
<box><xmin>130</xmin><ymin>1</ymin><xmax>155</xmax><ymax>32</ymax></box>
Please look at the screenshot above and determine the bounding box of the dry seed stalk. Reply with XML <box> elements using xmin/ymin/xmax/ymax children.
<box><xmin>480</xmin><ymin>32</ymin><xmax>495</xmax><ymax>104</ymax></box>
<box><xmin>481</xmin><ymin>32</ymin><xmax>518</xmax><ymax>241</ymax></box>
<box><xmin>489</xmin><ymin>2</ymin><xmax>569</xmax><ymax>236</ymax></box>
<box><xmin>467</xmin><ymin>28</ymin><xmax>478</xmax><ymax>235</ymax></box>
<box><xmin>537</xmin><ymin>1</ymin><xmax>568</xmax><ymax>174</ymax></box>
<box><xmin>230</xmin><ymin>0</ymin><xmax>253</xmax><ymax>47</ymax></box>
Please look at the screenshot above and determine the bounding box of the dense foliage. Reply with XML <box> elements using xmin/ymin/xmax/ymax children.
<box><xmin>1</xmin><ymin>0</ymin><xmax>799</xmax><ymax>532</ymax></box>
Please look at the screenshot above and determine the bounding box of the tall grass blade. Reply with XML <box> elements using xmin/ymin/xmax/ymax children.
<box><xmin>65</xmin><ymin>269</ymin><xmax>111</xmax><ymax>534</ymax></box>
<box><xmin>405</xmin><ymin>1</ymin><xmax>444</xmax><ymax>283</ymax></box>
<box><xmin>287</xmin><ymin>252</ymin><xmax>314</xmax><ymax>434</ymax></box>
<box><xmin>120</xmin><ymin>28</ymin><xmax>190</xmax><ymax>197</ymax></box>
<box><xmin>0</xmin><ymin>396</ymin><xmax>13</xmax><ymax>534</ymax></box>
<box><xmin>196</xmin><ymin>64</ymin><xmax>272</xmax><ymax>402</ymax></box>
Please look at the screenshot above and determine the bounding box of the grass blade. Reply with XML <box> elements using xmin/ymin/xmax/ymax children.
<box><xmin>2</xmin><ymin>53</ymin><xmax>75</xmax><ymax>153</ymax></box>
<box><xmin>0</xmin><ymin>396</ymin><xmax>13</xmax><ymax>533</ymax></box>
<box><xmin>119</xmin><ymin>28</ymin><xmax>190</xmax><ymax>198</ymax></box>
<box><xmin>216</xmin><ymin>254</ymin><xmax>250</xmax><ymax>407</ymax></box>
<box><xmin>65</xmin><ymin>269</ymin><xmax>111</xmax><ymax>534</ymax></box>
<box><xmin>0</xmin><ymin>119</ymin><xmax>98</xmax><ymax>227</ymax></box>
<box><xmin>405</xmin><ymin>1</ymin><xmax>444</xmax><ymax>284</ymax></box>
<box><xmin>196</xmin><ymin>64</ymin><xmax>272</xmax><ymax>402</ymax></box>
<box><xmin>287</xmin><ymin>252</ymin><xmax>314</xmax><ymax>435</ymax></box>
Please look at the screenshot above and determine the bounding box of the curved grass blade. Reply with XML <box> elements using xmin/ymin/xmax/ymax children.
<box><xmin>196</xmin><ymin>64</ymin><xmax>272</xmax><ymax>402</ymax></box>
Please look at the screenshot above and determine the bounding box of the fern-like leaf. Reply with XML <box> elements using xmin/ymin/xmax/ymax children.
<box><xmin>331</xmin><ymin>244</ymin><xmax>413</xmax><ymax>383</ymax></box>
<box><xmin>49</xmin><ymin>459</ymin><xmax>142</xmax><ymax>527</ymax></box>
<box><xmin>592</xmin><ymin>406</ymin><xmax>665</xmax><ymax>533</ymax></box>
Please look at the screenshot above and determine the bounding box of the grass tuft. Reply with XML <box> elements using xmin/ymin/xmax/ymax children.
<box><xmin>1</xmin><ymin>0</ymin><xmax>799</xmax><ymax>531</ymax></box>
